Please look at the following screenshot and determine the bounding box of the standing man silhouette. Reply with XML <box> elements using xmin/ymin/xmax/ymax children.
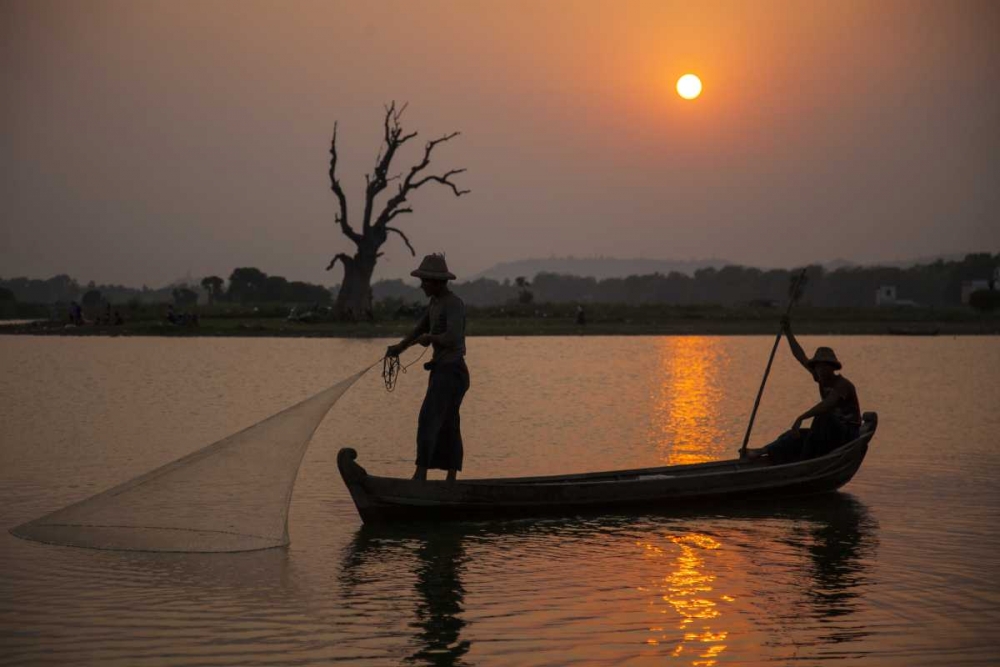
<box><xmin>387</xmin><ymin>254</ymin><xmax>469</xmax><ymax>481</ymax></box>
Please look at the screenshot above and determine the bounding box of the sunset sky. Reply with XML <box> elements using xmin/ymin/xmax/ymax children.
<box><xmin>2</xmin><ymin>0</ymin><xmax>998</xmax><ymax>287</ymax></box>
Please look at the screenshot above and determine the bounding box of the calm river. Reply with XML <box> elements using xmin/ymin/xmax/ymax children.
<box><xmin>1</xmin><ymin>335</ymin><xmax>998</xmax><ymax>665</ymax></box>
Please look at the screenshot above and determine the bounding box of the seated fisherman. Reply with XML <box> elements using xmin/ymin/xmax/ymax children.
<box><xmin>386</xmin><ymin>254</ymin><xmax>469</xmax><ymax>482</ymax></box>
<box><xmin>745</xmin><ymin>317</ymin><xmax>861</xmax><ymax>464</ymax></box>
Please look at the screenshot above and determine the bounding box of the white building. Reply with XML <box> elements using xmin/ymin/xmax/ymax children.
<box><xmin>876</xmin><ymin>284</ymin><xmax>918</xmax><ymax>307</ymax></box>
<box><xmin>875</xmin><ymin>285</ymin><xmax>897</xmax><ymax>306</ymax></box>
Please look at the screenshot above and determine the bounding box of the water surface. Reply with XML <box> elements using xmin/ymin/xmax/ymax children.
<box><xmin>1</xmin><ymin>335</ymin><xmax>998</xmax><ymax>665</ymax></box>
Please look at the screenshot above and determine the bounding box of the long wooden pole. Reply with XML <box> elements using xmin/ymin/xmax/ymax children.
<box><xmin>740</xmin><ymin>268</ymin><xmax>808</xmax><ymax>457</ymax></box>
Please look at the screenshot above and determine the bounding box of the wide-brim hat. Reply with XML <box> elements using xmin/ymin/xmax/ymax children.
<box><xmin>807</xmin><ymin>346</ymin><xmax>842</xmax><ymax>370</ymax></box>
<box><xmin>410</xmin><ymin>253</ymin><xmax>456</xmax><ymax>281</ymax></box>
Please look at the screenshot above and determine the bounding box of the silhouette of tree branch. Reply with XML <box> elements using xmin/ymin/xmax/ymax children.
<box><xmin>373</xmin><ymin>132</ymin><xmax>469</xmax><ymax>232</ymax></box>
<box><xmin>386</xmin><ymin>226</ymin><xmax>416</xmax><ymax>255</ymax></box>
<box><xmin>325</xmin><ymin>252</ymin><xmax>354</xmax><ymax>271</ymax></box>
<box><xmin>329</xmin><ymin>123</ymin><xmax>360</xmax><ymax>244</ymax></box>
<box><xmin>364</xmin><ymin>101</ymin><xmax>418</xmax><ymax>233</ymax></box>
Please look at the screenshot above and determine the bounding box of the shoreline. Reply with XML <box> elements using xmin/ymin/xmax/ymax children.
<box><xmin>2</xmin><ymin>317</ymin><xmax>997</xmax><ymax>338</ymax></box>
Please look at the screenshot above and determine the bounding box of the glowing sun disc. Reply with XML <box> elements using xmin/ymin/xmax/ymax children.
<box><xmin>676</xmin><ymin>74</ymin><xmax>702</xmax><ymax>100</ymax></box>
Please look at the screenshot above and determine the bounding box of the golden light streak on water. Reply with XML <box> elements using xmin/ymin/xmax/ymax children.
<box><xmin>652</xmin><ymin>337</ymin><xmax>728</xmax><ymax>465</ymax></box>
<box><xmin>642</xmin><ymin>532</ymin><xmax>733</xmax><ymax>666</ymax></box>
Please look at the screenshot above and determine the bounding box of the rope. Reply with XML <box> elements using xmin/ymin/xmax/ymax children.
<box><xmin>382</xmin><ymin>347</ymin><xmax>428</xmax><ymax>392</ymax></box>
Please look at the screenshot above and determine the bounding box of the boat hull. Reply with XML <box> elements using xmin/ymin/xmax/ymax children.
<box><xmin>338</xmin><ymin>413</ymin><xmax>876</xmax><ymax>524</ymax></box>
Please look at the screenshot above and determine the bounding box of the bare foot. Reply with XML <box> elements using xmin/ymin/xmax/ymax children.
<box><xmin>446</xmin><ymin>470</ymin><xmax>457</xmax><ymax>482</ymax></box>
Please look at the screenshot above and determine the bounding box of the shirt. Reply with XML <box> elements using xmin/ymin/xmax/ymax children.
<box><xmin>814</xmin><ymin>373</ymin><xmax>861</xmax><ymax>426</ymax></box>
<box><xmin>412</xmin><ymin>291</ymin><xmax>466</xmax><ymax>364</ymax></box>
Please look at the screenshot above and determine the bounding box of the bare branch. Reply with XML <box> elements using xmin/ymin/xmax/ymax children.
<box><xmin>411</xmin><ymin>168</ymin><xmax>471</xmax><ymax>197</ymax></box>
<box><xmin>385</xmin><ymin>206</ymin><xmax>413</xmax><ymax>224</ymax></box>
<box><xmin>329</xmin><ymin>123</ymin><xmax>361</xmax><ymax>244</ymax></box>
<box><xmin>393</xmin><ymin>101</ymin><xmax>409</xmax><ymax>122</ymax></box>
<box><xmin>325</xmin><ymin>252</ymin><xmax>354</xmax><ymax>272</ymax></box>
<box><xmin>386</xmin><ymin>226</ymin><xmax>416</xmax><ymax>256</ymax></box>
<box><xmin>363</xmin><ymin>101</ymin><xmax>418</xmax><ymax>232</ymax></box>
<box><xmin>372</xmin><ymin>132</ymin><xmax>468</xmax><ymax>230</ymax></box>
<box><xmin>400</xmin><ymin>133</ymin><xmax>462</xmax><ymax>192</ymax></box>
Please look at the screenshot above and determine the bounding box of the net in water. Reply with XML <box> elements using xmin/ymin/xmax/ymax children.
<box><xmin>10</xmin><ymin>370</ymin><xmax>367</xmax><ymax>552</ymax></box>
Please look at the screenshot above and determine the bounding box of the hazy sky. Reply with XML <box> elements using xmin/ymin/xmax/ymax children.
<box><xmin>3</xmin><ymin>0</ymin><xmax>998</xmax><ymax>287</ymax></box>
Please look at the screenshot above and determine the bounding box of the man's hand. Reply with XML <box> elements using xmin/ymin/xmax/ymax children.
<box><xmin>416</xmin><ymin>333</ymin><xmax>433</xmax><ymax>347</ymax></box>
<box><xmin>386</xmin><ymin>344</ymin><xmax>403</xmax><ymax>358</ymax></box>
<box><xmin>791</xmin><ymin>417</ymin><xmax>804</xmax><ymax>437</ymax></box>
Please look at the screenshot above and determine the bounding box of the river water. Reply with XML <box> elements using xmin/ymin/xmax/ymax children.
<box><xmin>1</xmin><ymin>335</ymin><xmax>998</xmax><ymax>665</ymax></box>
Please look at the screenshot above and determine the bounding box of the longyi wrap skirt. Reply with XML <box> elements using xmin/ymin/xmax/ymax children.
<box><xmin>416</xmin><ymin>359</ymin><xmax>470</xmax><ymax>471</ymax></box>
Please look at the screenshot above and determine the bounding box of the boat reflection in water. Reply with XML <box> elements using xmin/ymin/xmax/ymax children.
<box><xmin>341</xmin><ymin>527</ymin><xmax>471</xmax><ymax>666</ymax></box>
<box><xmin>340</xmin><ymin>494</ymin><xmax>877</xmax><ymax>665</ymax></box>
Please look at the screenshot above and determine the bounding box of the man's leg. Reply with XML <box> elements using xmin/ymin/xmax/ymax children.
<box><xmin>746</xmin><ymin>429</ymin><xmax>805</xmax><ymax>464</ymax></box>
<box><xmin>416</xmin><ymin>372</ymin><xmax>447</xmax><ymax>480</ymax></box>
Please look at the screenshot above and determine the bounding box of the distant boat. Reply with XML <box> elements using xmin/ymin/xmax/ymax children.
<box><xmin>338</xmin><ymin>413</ymin><xmax>878</xmax><ymax>524</ymax></box>
<box><xmin>887</xmin><ymin>326</ymin><xmax>940</xmax><ymax>336</ymax></box>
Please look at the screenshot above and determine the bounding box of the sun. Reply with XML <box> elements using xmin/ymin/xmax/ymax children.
<box><xmin>676</xmin><ymin>74</ymin><xmax>702</xmax><ymax>100</ymax></box>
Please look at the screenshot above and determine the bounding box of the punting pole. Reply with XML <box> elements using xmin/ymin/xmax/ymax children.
<box><xmin>739</xmin><ymin>268</ymin><xmax>808</xmax><ymax>458</ymax></box>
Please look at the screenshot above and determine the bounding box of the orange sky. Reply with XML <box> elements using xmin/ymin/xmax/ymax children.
<box><xmin>2</xmin><ymin>0</ymin><xmax>998</xmax><ymax>286</ymax></box>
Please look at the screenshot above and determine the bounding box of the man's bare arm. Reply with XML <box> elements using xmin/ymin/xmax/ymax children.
<box><xmin>782</xmin><ymin>316</ymin><xmax>811</xmax><ymax>370</ymax></box>
<box><xmin>388</xmin><ymin>310</ymin><xmax>430</xmax><ymax>356</ymax></box>
<box><xmin>791</xmin><ymin>392</ymin><xmax>840</xmax><ymax>434</ymax></box>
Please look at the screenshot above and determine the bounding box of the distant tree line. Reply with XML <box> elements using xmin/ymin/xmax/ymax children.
<box><xmin>372</xmin><ymin>253</ymin><xmax>1000</xmax><ymax>309</ymax></box>
<box><xmin>0</xmin><ymin>268</ymin><xmax>333</xmax><ymax>307</ymax></box>
<box><xmin>2</xmin><ymin>253</ymin><xmax>996</xmax><ymax>312</ymax></box>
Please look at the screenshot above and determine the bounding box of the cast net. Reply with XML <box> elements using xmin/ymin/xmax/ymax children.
<box><xmin>10</xmin><ymin>369</ymin><xmax>369</xmax><ymax>553</ymax></box>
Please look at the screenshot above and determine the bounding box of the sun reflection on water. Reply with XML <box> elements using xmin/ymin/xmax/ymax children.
<box><xmin>640</xmin><ymin>533</ymin><xmax>732</xmax><ymax>665</ymax></box>
<box><xmin>652</xmin><ymin>337</ymin><xmax>728</xmax><ymax>465</ymax></box>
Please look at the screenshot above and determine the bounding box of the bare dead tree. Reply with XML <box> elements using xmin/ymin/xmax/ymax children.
<box><xmin>326</xmin><ymin>102</ymin><xmax>469</xmax><ymax>320</ymax></box>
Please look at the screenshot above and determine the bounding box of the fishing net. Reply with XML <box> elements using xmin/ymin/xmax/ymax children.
<box><xmin>10</xmin><ymin>369</ymin><xmax>369</xmax><ymax>553</ymax></box>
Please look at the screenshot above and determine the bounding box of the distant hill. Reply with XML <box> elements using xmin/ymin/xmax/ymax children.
<box><xmin>820</xmin><ymin>252</ymin><xmax>973</xmax><ymax>272</ymax></box>
<box><xmin>472</xmin><ymin>257</ymin><xmax>732</xmax><ymax>281</ymax></box>
<box><xmin>472</xmin><ymin>253</ymin><xmax>982</xmax><ymax>282</ymax></box>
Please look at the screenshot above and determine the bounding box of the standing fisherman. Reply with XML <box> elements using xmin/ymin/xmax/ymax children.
<box><xmin>387</xmin><ymin>254</ymin><xmax>469</xmax><ymax>481</ymax></box>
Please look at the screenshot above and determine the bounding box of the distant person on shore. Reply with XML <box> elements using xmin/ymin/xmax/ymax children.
<box><xmin>69</xmin><ymin>301</ymin><xmax>83</xmax><ymax>326</ymax></box>
<box><xmin>575</xmin><ymin>304</ymin><xmax>587</xmax><ymax>326</ymax></box>
<box><xmin>744</xmin><ymin>317</ymin><xmax>861</xmax><ymax>463</ymax></box>
<box><xmin>386</xmin><ymin>254</ymin><xmax>469</xmax><ymax>482</ymax></box>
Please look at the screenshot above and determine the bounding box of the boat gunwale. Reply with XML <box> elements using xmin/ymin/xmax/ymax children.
<box><xmin>356</xmin><ymin>428</ymin><xmax>874</xmax><ymax>489</ymax></box>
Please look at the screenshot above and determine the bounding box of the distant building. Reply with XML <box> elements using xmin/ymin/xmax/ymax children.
<box><xmin>960</xmin><ymin>267</ymin><xmax>999</xmax><ymax>304</ymax></box>
<box><xmin>876</xmin><ymin>285</ymin><xmax>917</xmax><ymax>307</ymax></box>
<box><xmin>875</xmin><ymin>285</ymin><xmax>897</xmax><ymax>306</ymax></box>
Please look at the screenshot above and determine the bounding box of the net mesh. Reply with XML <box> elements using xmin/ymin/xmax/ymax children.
<box><xmin>10</xmin><ymin>370</ymin><xmax>367</xmax><ymax>553</ymax></box>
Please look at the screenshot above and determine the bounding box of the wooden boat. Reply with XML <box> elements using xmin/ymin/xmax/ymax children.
<box><xmin>338</xmin><ymin>412</ymin><xmax>878</xmax><ymax>524</ymax></box>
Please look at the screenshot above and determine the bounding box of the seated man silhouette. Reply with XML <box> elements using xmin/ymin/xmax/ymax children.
<box><xmin>745</xmin><ymin>317</ymin><xmax>861</xmax><ymax>464</ymax></box>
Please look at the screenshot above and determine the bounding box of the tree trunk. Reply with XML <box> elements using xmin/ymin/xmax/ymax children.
<box><xmin>326</xmin><ymin>103</ymin><xmax>468</xmax><ymax>321</ymax></box>
<box><xmin>334</xmin><ymin>251</ymin><xmax>377</xmax><ymax>321</ymax></box>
